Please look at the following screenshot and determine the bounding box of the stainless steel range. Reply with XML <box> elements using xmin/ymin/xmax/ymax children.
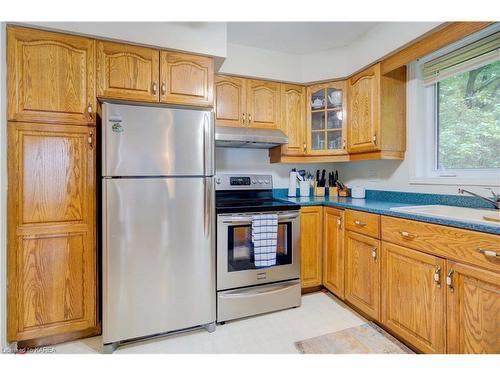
<box><xmin>215</xmin><ymin>174</ymin><xmax>301</xmax><ymax>323</ymax></box>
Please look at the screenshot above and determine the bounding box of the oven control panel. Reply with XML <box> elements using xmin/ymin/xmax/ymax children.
<box><xmin>215</xmin><ymin>174</ymin><xmax>273</xmax><ymax>190</ymax></box>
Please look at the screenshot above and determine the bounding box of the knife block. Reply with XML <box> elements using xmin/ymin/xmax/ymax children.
<box><xmin>328</xmin><ymin>187</ymin><xmax>338</xmax><ymax>197</ymax></box>
<box><xmin>338</xmin><ymin>187</ymin><xmax>350</xmax><ymax>197</ymax></box>
<box><xmin>314</xmin><ymin>182</ymin><xmax>325</xmax><ymax>197</ymax></box>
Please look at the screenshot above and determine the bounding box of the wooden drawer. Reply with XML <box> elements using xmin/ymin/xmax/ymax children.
<box><xmin>345</xmin><ymin>209</ymin><xmax>380</xmax><ymax>238</ymax></box>
<box><xmin>381</xmin><ymin>216</ymin><xmax>500</xmax><ymax>273</ymax></box>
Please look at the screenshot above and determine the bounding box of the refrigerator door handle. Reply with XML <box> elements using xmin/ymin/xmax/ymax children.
<box><xmin>203</xmin><ymin>112</ymin><xmax>215</xmax><ymax>176</ymax></box>
<box><xmin>204</xmin><ymin>178</ymin><xmax>212</xmax><ymax>238</ymax></box>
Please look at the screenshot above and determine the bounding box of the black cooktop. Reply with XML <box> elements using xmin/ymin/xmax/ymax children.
<box><xmin>215</xmin><ymin>190</ymin><xmax>300</xmax><ymax>214</ymax></box>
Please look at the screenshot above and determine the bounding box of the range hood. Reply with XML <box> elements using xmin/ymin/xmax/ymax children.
<box><xmin>215</xmin><ymin>126</ymin><xmax>288</xmax><ymax>149</ymax></box>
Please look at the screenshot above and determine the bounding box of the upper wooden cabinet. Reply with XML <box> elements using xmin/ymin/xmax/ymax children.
<box><xmin>7</xmin><ymin>27</ymin><xmax>96</xmax><ymax>125</ymax></box>
<box><xmin>323</xmin><ymin>207</ymin><xmax>345</xmax><ymax>299</ymax></box>
<box><xmin>160</xmin><ymin>51</ymin><xmax>213</xmax><ymax>107</ymax></box>
<box><xmin>246</xmin><ymin>79</ymin><xmax>281</xmax><ymax>129</ymax></box>
<box><xmin>306</xmin><ymin>81</ymin><xmax>347</xmax><ymax>156</ymax></box>
<box><xmin>97</xmin><ymin>41</ymin><xmax>160</xmax><ymax>102</ymax></box>
<box><xmin>7</xmin><ymin>122</ymin><xmax>97</xmax><ymax>342</ymax></box>
<box><xmin>345</xmin><ymin>230</ymin><xmax>381</xmax><ymax>320</ymax></box>
<box><xmin>381</xmin><ymin>242</ymin><xmax>446</xmax><ymax>354</ymax></box>
<box><xmin>446</xmin><ymin>261</ymin><xmax>500</xmax><ymax>354</ymax></box>
<box><xmin>214</xmin><ymin>75</ymin><xmax>247</xmax><ymax>127</ymax></box>
<box><xmin>280</xmin><ymin>84</ymin><xmax>306</xmax><ymax>155</ymax></box>
<box><xmin>300</xmin><ymin>206</ymin><xmax>323</xmax><ymax>289</ymax></box>
<box><xmin>97</xmin><ymin>42</ymin><xmax>213</xmax><ymax>107</ymax></box>
<box><xmin>348</xmin><ymin>63</ymin><xmax>406</xmax><ymax>159</ymax></box>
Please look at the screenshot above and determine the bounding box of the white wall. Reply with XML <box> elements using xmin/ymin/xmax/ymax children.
<box><xmin>0</xmin><ymin>22</ymin><xmax>7</xmax><ymax>349</ymax></box>
<box><xmin>216</xmin><ymin>148</ymin><xmax>332</xmax><ymax>188</ymax></box>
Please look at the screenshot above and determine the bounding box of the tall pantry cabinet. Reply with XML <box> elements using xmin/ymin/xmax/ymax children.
<box><xmin>7</xmin><ymin>26</ymin><xmax>98</xmax><ymax>344</ymax></box>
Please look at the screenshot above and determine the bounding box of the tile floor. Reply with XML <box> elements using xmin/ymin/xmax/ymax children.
<box><xmin>53</xmin><ymin>291</ymin><xmax>367</xmax><ymax>354</ymax></box>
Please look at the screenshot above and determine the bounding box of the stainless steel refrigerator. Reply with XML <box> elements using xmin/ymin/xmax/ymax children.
<box><xmin>101</xmin><ymin>102</ymin><xmax>215</xmax><ymax>352</ymax></box>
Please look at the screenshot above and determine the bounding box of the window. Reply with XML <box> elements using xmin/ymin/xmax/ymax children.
<box><xmin>410</xmin><ymin>27</ymin><xmax>500</xmax><ymax>186</ymax></box>
<box><xmin>436</xmin><ymin>59</ymin><xmax>500</xmax><ymax>170</ymax></box>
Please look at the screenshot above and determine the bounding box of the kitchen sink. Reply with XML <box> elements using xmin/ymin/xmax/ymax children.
<box><xmin>390</xmin><ymin>205</ymin><xmax>500</xmax><ymax>227</ymax></box>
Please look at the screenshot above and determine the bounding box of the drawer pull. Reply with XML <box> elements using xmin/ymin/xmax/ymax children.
<box><xmin>354</xmin><ymin>220</ymin><xmax>366</xmax><ymax>227</ymax></box>
<box><xmin>399</xmin><ymin>231</ymin><xmax>417</xmax><ymax>238</ymax></box>
<box><xmin>434</xmin><ymin>265</ymin><xmax>441</xmax><ymax>288</ymax></box>
<box><xmin>446</xmin><ymin>269</ymin><xmax>454</xmax><ymax>292</ymax></box>
<box><xmin>477</xmin><ymin>248</ymin><xmax>499</xmax><ymax>257</ymax></box>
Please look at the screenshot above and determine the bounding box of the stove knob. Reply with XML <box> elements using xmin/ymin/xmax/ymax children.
<box><xmin>264</xmin><ymin>179</ymin><xmax>270</xmax><ymax>184</ymax></box>
<box><xmin>258</xmin><ymin>179</ymin><xmax>263</xmax><ymax>184</ymax></box>
<box><xmin>252</xmin><ymin>179</ymin><xmax>257</xmax><ymax>184</ymax></box>
<box><xmin>215</xmin><ymin>177</ymin><xmax>222</xmax><ymax>184</ymax></box>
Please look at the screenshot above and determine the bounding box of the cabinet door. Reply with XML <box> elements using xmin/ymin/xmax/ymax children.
<box><xmin>7</xmin><ymin>27</ymin><xmax>95</xmax><ymax>125</ymax></box>
<box><xmin>306</xmin><ymin>81</ymin><xmax>347</xmax><ymax>155</ymax></box>
<box><xmin>214</xmin><ymin>75</ymin><xmax>247</xmax><ymax>127</ymax></box>
<box><xmin>280</xmin><ymin>84</ymin><xmax>306</xmax><ymax>155</ymax></box>
<box><xmin>348</xmin><ymin>64</ymin><xmax>380</xmax><ymax>154</ymax></box>
<box><xmin>381</xmin><ymin>242</ymin><xmax>446</xmax><ymax>354</ymax></box>
<box><xmin>247</xmin><ymin>80</ymin><xmax>281</xmax><ymax>129</ymax></box>
<box><xmin>160</xmin><ymin>51</ymin><xmax>213</xmax><ymax>107</ymax></box>
<box><xmin>97</xmin><ymin>41</ymin><xmax>159</xmax><ymax>102</ymax></box>
<box><xmin>446</xmin><ymin>261</ymin><xmax>500</xmax><ymax>353</ymax></box>
<box><xmin>323</xmin><ymin>208</ymin><xmax>345</xmax><ymax>298</ymax></box>
<box><xmin>345</xmin><ymin>231</ymin><xmax>380</xmax><ymax>320</ymax></box>
<box><xmin>7</xmin><ymin>122</ymin><xmax>96</xmax><ymax>342</ymax></box>
<box><xmin>300</xmin><ymin>207</ymin><xmax>323</xmax><ymax>288</ymax></box>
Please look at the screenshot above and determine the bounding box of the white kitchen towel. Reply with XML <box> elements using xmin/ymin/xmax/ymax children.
<box><xmin>251</xmin><ymin>214</ymin><xmax>278</xmax><ymax>267</ymax></box>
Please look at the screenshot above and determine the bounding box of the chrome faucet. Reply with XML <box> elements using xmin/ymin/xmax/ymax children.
<box><xmin>458</xmin><ymin>188</ymin><xmax>500</xmax><ymax>210</ymax></box>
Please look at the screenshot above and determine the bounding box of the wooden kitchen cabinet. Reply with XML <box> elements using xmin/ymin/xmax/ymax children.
<box><xmin>279</xmin><ymin>83</ymin><xmax>306</xmax><ymax>155</ymax></box>
<box><xmin>7</xmin><ymin>27</ymin><xmax>96</xmax><ymax>125</ymax></box>
<box><xmin>246</xmin><ymin>79</ymin><xmax>281</xmax><ymax>129</ymax></box>
<box><xmin>214</xmin><ymin>75</ymin><xmax>247</xmax><ymax>127</ymax></box>
<box><xmin>446</xmin><ymin>261</ymin><xmax>500</xmax><ymax>353</ymax></box>
<box><xmin>96</xmin><ymin>41</ymin><xmax>160</xmax><ymax>102</ymax></box>
<box><xmin>381</xmin><ymin>242</ymin><xmax>446</xmax><ymax>354</ymax></box>
<box><xmin>300</xmin><ymin>206</ymin><xmax>323</xmax><ymax>288</ymax></box>
<box><xmin>323</xmin><ymin>207</ymin><xmax>345</xmax><ymax>299</ymax></box>
<box><xmin>345</xmin><ymin>231</ymin><xmax>381</xmax><ymax>320</ymax></box>
<box><xmin>7</xmin><ymin>122</ymin><xmax>97</xmax><ymax>343</ymax></box>
<box><xmin>347</xmin><ymin>63</ymin><xmax>406</xmax><ymax>159</ymax></box>
<box><xmin>160</xmin><ymin>51</ymin><xmax>213</xmax><ymax>107</ymax></box>
<box><xmin>306</xmin><ymin>81</ymin><xmax>347</xmax><ymax>156</ymax></box>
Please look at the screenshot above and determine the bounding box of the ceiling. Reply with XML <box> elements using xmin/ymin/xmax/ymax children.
<box><xmin>227</xmin><ymin>22</ymin><xmax>380</xmax><ymax>55</ymax></box>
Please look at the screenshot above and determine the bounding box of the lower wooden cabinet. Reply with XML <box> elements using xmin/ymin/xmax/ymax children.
<box><xmin>7</xmin><ymin>122</ymin><xmax>97</xmax><ymax>343</ymax></box>
<box><xmin>446</xmin><ymin>261</ymin><xmax>500</xmax><ymax>354</ymax></box>
<box><xmin>300</xmin><ymin>206</ymin><xmax>323</xmax><ymax>288</ymax></box>
<box><xmin>345</xmin><ymin>231</ymin><xmax>380</xmax><ymax>320</ymax></box>
<box><xmin>381</xmin><ymin>242</ymin><xmax>446</xmax><ymax>354</ymax></box>
<box><xmin>323</xmin><ymin>207</ymin><xmax>345</xmax><ymax>298</ymax></box>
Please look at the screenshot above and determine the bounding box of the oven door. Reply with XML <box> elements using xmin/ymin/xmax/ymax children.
<box><xmin>217</xmin><ymin>211</ymin><xmax>300</xmax><ymax>290</ymax></box>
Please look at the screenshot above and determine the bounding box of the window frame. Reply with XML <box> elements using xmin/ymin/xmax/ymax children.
<box><xmin>409</xmin><ymin>26</ymin><xmax>500</xmax><ymax>187</ymax></box>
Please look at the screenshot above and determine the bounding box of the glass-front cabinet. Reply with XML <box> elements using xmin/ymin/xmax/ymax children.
<box><xmin>306</xmin><ymin>81</ymin><xmax>347</xmax><ymax>155</ymax></box>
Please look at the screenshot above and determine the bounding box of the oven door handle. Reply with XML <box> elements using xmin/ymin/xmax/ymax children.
<box><xmin>221</xmin><ymin>212</ymin><xmax>299</xmax><ymax>224</ymax></box>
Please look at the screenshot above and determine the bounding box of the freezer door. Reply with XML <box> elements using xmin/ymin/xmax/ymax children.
<box><xmin>102</xmin><ymin>102</ymin><xmax>214</xmax><ymax>177</ymax></box>
<box><xmin>102</xmin><ymin>177</ymin><xmax>215</xmax><ymax>343</ymax></box>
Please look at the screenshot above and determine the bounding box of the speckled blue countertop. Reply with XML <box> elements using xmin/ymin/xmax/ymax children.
<box><xmin>273</xmin><ymin>188</ymin><xmax>500</xmax><ymax>235</ymax></box>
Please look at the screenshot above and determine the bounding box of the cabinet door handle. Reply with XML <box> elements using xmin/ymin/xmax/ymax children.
<box><xmin>248</xmin><ymin>113</ymin><xmax>252</xmax><ymax>123</ymax></box>
<box><xmin>354</xmin><ymin>220</ymin><xmax>366</xmax><ymax>227</ymax></box>
<box><xmin>399</xmin><ymin>231</ymin><xmax>417</xmax><ymax>239</ymax></box>
<box><xmin>477</xmin><ymin>248</ymin><xmax>499</xmax><ymax>257</ymax></box>
<box><xmin>87</xmin><ymin>103</ymin><xmax>93</xmax><ymax>120</ymax></box>
<box><xmin>337</xmin><ymin>218</ymin><xmax>342</xmax><ymax>229</ymax></box>
<box><xmin>434</xmin><ymin>265</ymin><xmax>441</xmax><ymax>288</ymax></box>
<box><xmin>88</xmin><ymin>130</ymin><xmax>94</xmax><ymax>150</ymax></box>
<box><xmin>371</xmin><ymin>248</ymin><xmax>377</xmax><ymax>260</ymax></box>
<box><xmin>373</xmin><ymin>134</ymin><xmax>377</xmax><ymax>144</ymax></box>
<box><xmin>152</xmin><ymin>82</ymin><xmax>158</xmax><ymax>94</ymax></box>
<box><xmin>161</xmin><ymin>82</ymin><xmax>167</xmax><ymax>95</ymax></box>
<box><xmin>242</xmin><ymin>113</ymin><xmax>246</xmax><ymax>125</ymax></box>
<box><xmin>446</xmin><ymin>269</ymin><xmax>454</xmax><ymax>292</ymax></box>
<box><xmin>342</xmin><ymin>139</ymin><xmax>346</xmax><ymax>149</ymax></box>
<box><xmin>303</xmin><ymin>143</ymin><xmax>307</xmax><ymax>152</ymax></box>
